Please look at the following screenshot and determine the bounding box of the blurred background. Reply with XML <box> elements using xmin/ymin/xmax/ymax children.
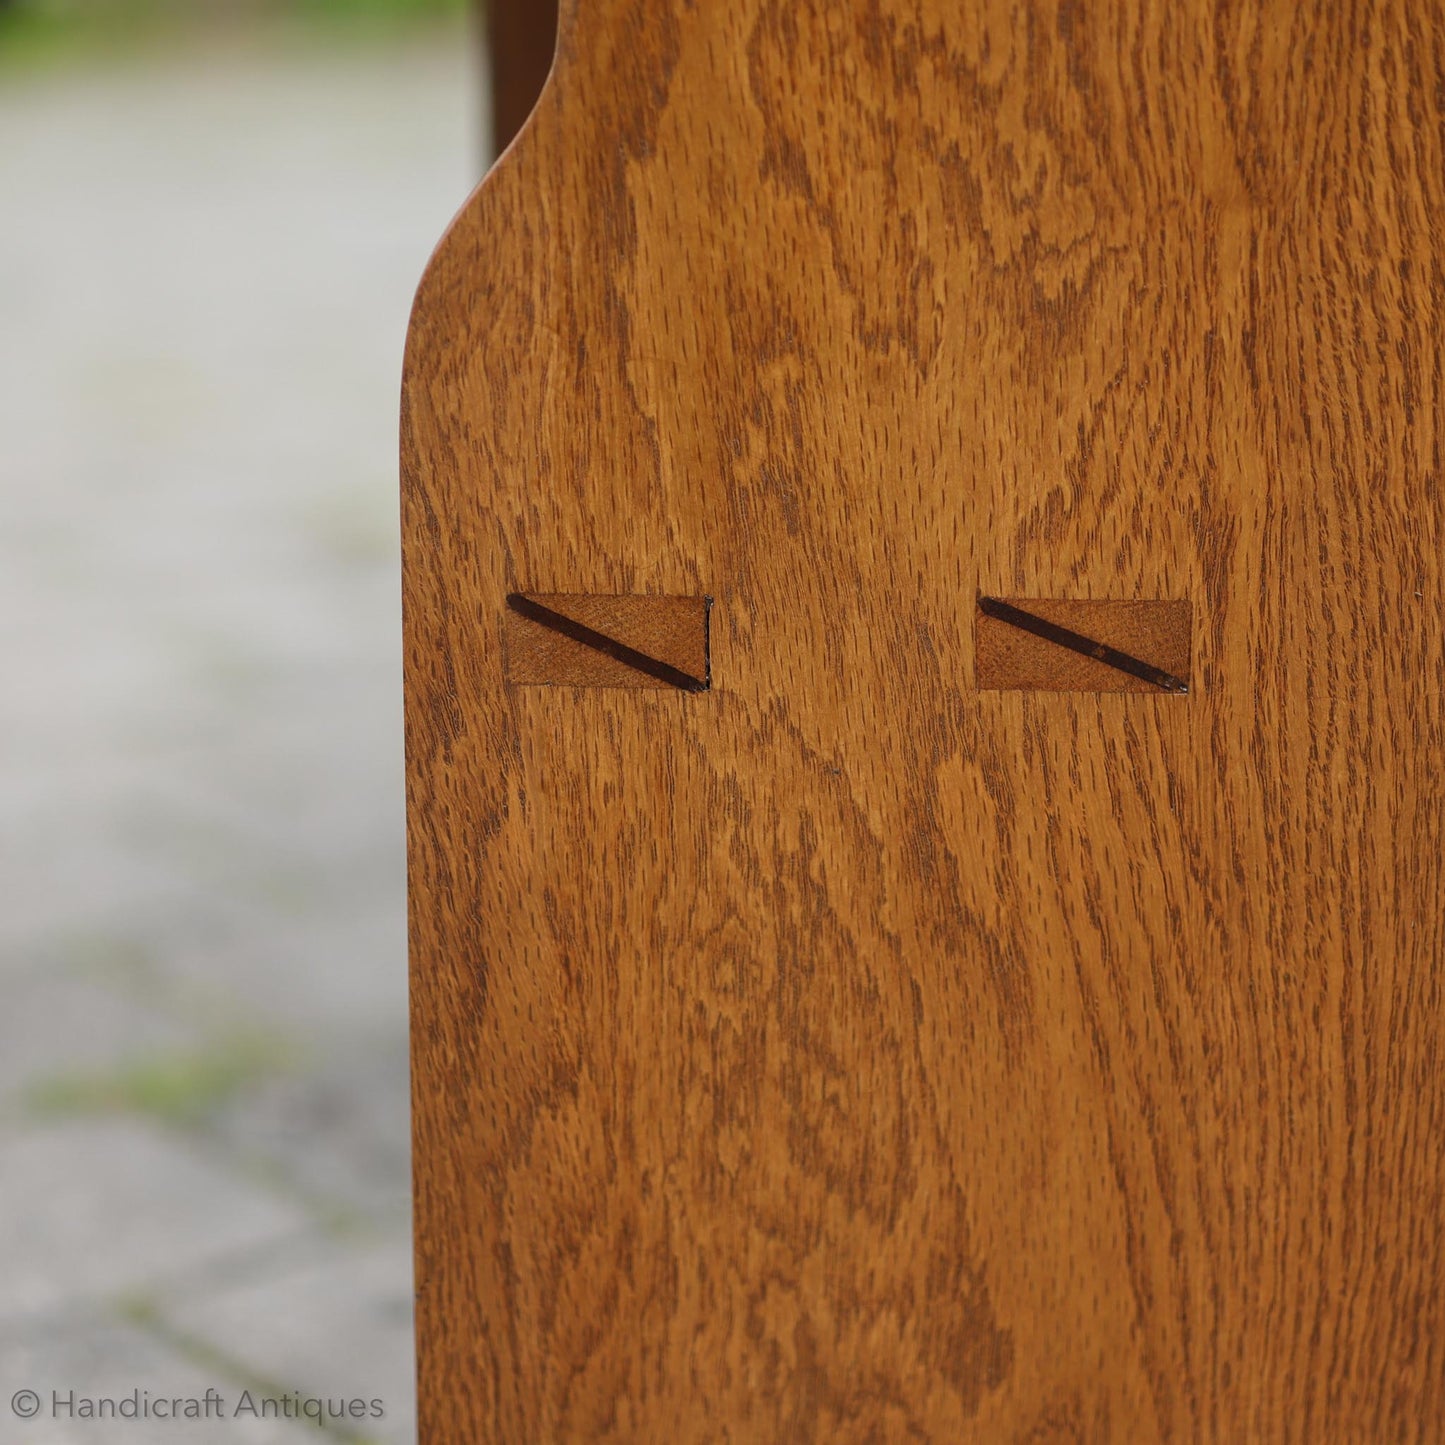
<box><xmin>1</xmin><ymin>2</ymin><xmax>486</xmax><ymax>1440</ymax></box>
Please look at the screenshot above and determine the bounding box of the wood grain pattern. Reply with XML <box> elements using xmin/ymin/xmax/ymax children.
<box><xmin>503</xmin><ymin>593</ymin><xmax>710</xmax><ymax>688</ymax></box>
<box><xmin>976</xmin><ymin>598</ymin><xmax>1192</xmax><ymax>692</ymax></box>
<box><xmin>402</xmin><ymin>1</ymin><xmax>1445</xmax><ymax>1439</ymax></box>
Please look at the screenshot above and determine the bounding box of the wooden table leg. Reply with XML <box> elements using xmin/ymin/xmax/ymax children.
<box><xmin>485</xmin><ymin>0</ymin><xmax>559</xmax><ymax>156</ymax></box>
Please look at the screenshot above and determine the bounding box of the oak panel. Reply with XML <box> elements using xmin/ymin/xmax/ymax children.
<box><xmin>404</xmin><ymin>2</ymin><xmax>1445</xmax><ymax>1439</ymax></box>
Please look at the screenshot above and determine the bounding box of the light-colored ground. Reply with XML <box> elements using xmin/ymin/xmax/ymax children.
<box><xmin>0</xmin><ymin>29</ymin><xmax>481</xmax><ymax>1443</ymax></box>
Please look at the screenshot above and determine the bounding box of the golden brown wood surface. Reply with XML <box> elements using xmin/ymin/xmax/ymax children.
<box><xmin>503</xmin><ymin>593</ymin><xmax>711</xmax><ymax>689</ymax></box>
<box><xmin>402</xmin><ymin>1</ymin><xmax>1445</xmax><ymax>1438</ymax></box>
<box><xmin>975</xmin><ymin>598</ymin><xmax>1192</xmax><ymax>692</ymax></box>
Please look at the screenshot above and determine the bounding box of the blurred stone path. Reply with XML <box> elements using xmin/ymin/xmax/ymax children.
<box><xmin>0</xmin><ymin>31</ymin><xmax>480</xmax><ymax>1444</ymax></box>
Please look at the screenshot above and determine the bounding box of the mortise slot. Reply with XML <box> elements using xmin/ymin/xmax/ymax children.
<box><xmin>976</xmin><ymin>596</ymin><xmax>1191</xmax><ymax>693</ymax></box>
<box><xmin>503</xmin><ymin>593</ymin><xmax>711</xmax><ymax>691</ymax></box>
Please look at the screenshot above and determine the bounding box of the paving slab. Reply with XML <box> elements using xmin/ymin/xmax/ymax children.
<box><xmin>0</xmin><ymin>1120</ymin><xmax>305</xmax><ymax>1325</ymax></box>
<box><xmin>206</xmin><ymin>1034</ymin><xmax>412</xmax><ymax>1224</ymax></box>
<box><xmin>146</xmin><ymin>887</ymin><xmax>410</xmax><ymax>1038</ymax></box>
<box><xmin>0</xmin><ymin>32</ymin><xmax>477</xmax><ymax>1445</ymax></box>
<box><xmin>0</xmin><ymin>967</ymin><xmax>200</xmax><ymax>1108</ymax></box>
<box><xmin>163</xmin><ymin>1235</ymin><xmax>415</xmax><ymax>1445</ymax></box>
<box><xmin>1</xmin><ymin>1314</ymin><xmax>318</xmax><ymax>1444</ymax></box>
<box><xmin>0</xmin><ymin>38</ymin><xmax>473</xmax><ymax>959</ymax></box>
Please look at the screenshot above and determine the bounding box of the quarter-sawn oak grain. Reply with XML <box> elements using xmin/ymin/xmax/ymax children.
<box><xmin>402</xmin><ymin>1</ymin><xmax>1445</xmax><ymax>1439</ymax></box>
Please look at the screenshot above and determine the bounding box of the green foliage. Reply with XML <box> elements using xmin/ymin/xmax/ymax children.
<box><xmin>0</xmin><ymin>0</ymin><xmax>468</xmax><ymax>69</ymax></box>
<box><xmin>25</xmin><ymin>1035</ymin><xmax>293</xmax><ymax>1126</ymax></box>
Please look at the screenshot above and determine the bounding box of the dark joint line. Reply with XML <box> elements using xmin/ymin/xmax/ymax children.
<box><xmin>506</xmin><ymin>594</ymin><xmax>710</xmax><ymax>692</ymax></box>
<box><xmin>978</xmin><ymin>596</ymin><xmax>1189</xmax><ymax>694</ymax></box>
